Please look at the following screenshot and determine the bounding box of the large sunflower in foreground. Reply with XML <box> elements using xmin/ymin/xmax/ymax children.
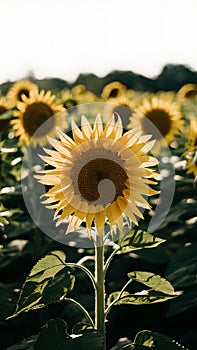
<box><xmin>184</xmin><ymin>119</ymin><xmax>197</xmax><ymax>177</ymax></box>
<box><xmin>7</xmin><ymin>80</ymin><xmax>38</xmax><ymax>107</ymax></box>
<box><xmin>35</xmin><ymin>114</ymin><xmax>159</xmax><ymax>236</ymax></box>
<box><xmin>128</xmin><ymin>96</ymin><xmax>184</xmax><ymax>151</ymax></box>
<box><xmin>11</xmin><ymin>90</ymin><xmax>66</xmax><ymax>147</ymax></box>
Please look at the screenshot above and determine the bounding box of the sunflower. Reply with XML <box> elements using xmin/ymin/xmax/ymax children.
<box><xmin>35</xmin><ymin>114</ymin><xmax>159</xmax><ymax>237</ymax></box>
<box><xmin>71</xmin><ymin>84</ymin><xmax>97</xmax><ymax>103</ymax></box>
<box><xmin>11</xmin><ymin>90</ymin><xmax>66</xmax><ymax>147</ymax></box>
<box><xmin>7</xmin><ymin>80</ymin><xmax>38</xmax><ymax>108</ymax></box>
<box><xmin>178</xmin><ymin>83</ymin><xmax>197</xmax><ymax>100</ymax></box>
<box><xmin>103</xmin><ymin>96</ymin><xmax>134</xmax><ymax>129</ymax></box>
<box><xmin>101</xmin><ymin>81</ymin><xmax>127</xmax><ymax>99</ymax></box>
<box><xmin>128</xmin><ymin>96</ymin><xmax>184</xmax><ymax>151</ymax></box>
<box><xmin>184</xmin><ymin>119</ymin><xmax>197</xmax><ymax>177</ymax></box>
<box><xmin>59</xmin><ymin>85</ymin><xmax>97</xmax><ymax>111</ymax></box>
<box><xmin>0</xmin><ymin>98</ymin><xmax>12</xmax><ymax>133</ymax></box>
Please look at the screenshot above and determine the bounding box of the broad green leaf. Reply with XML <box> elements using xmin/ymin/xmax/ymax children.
<box><xmin>107</xmin><ymin>290</ymin><xmax>175</xmax><ymax>306</ymax></box>
<box><xmin>116</xmin><ymin>343</ymin><xmax>149</xmax><ymax>349</ymax></box>
<box><xmin>72</xmin><ymin>322</ymin><xmax>93</xmax><ymax>334</ymax></box>
<box><xmin>128</xmin><ymin>271</ymin><xmax>175</xmax><ymax>295</ymax></box>
<box><xmin>134</xmin><ymin>330</ymin><xmax>187</xmax><ymax>349</ymax></box>
<box><xmin>0</xmin><ymin>215</ymin><xmax>9</xmax><ymax>226</ymax></box>
<box><xmin>0</xmin><ymin>109</ymin><xmax>13</xmax><ymax>120</ymax></box>
<box><xmin>117</xmin><ymin>229</ymin><xmax>165</xmax><ymax>254</ymax></box>
<box><xmin>8</xmin><ymin>251</ymin><xmax>75</xmax><ymax>318</ymax></box>
<box><xmin>29</xmin><ymin>250</ymin><xmax>66</xmax><ymax>277</ymax></box>
<box><xmin>167</xmin><ymin>290</ymin><xmax>197</xmax><ymax>317</ymax></box>
<box><xmin>35</xmin><ymin>318</ymin><xmax>104</xmax><ymax>350</ymax></box>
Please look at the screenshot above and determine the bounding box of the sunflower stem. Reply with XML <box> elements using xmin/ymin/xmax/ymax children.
<box><xmin>64</xmin><ymin>297</ymin><xmax>94</xmax><ymax>328</ymax></box>
<box><xmin>66</xmin><ymin>263</ymin><xmax>97</xmax><ymax>291</ymax></box>
<box><xmin>95</xmin><ymin>236</ymin><xmax>106</xmax><ymax>350</ymax></box>
<box><xmin>104</xmin><ymin>246</ymin><xmax>120</xmax><ymax>277</ymax></box>
<box><xmin>105</xmin><ymin>279</ymin><xmax>132</xmax><ymax>318</ymax></box>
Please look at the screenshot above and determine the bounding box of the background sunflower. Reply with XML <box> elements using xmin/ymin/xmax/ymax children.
<box><xmin>128</xmin><ymin>95</ymin><xmax>184</xmax><ymax>152</ymax></box>
<box><xmin>11</xmin><ymin>89</ymin><xmax>66</xmax><ymax>147</ymax></box>
<box><xmin>184</xmin><ymin>119</ymin><xmax>197</xmax><ymax>177</ymax></box>
<box><xmin>6</xmin><ymin>80</ymin><xmax>38</xmax><ymax>108</ymax></box>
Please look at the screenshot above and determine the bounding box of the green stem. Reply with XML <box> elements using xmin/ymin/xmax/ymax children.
<box><xmin>95</xmin><ymin>236</ymin><xmax>106</xmax><ymax>350</ymax></box>
<box><xmin>105</xmin><ymin>279</ymin><xmax>132</xmax><ymax>318</ymax></box>
<box><xmin>104</xmin><ymin>246</ymin><xmax>120</xmax><ymax>276</ymax></box>
<box><xmin>77</xmin><ymin>255</ymin><xmax>95</xmax><ymax>265</ymax></box>
<box><xmin>64</xmin><ymin>298</ymin><xmax>94</xmax><ymax>328</ymax></box>
<box><xmin>66</xmin><ymin>263</ymin><xmax>97</xmax><ymax>291</ymax></box>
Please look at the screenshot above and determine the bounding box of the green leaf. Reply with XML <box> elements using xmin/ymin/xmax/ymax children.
<box><xmin>0</xmin><ymin>215</ymin><xmax>9</xmax><ymax>226</ymax></box>
<box><xmin>128</xmin><ymin>271</ymin><xmax>175</xmax><ymax>295</ymax></box>
<box><xmin>0</xmin><ymin>109</ymin><xmax>13</xmax><ymax>120</ymax></box>
<box><xmin>72</xmin><ymin>322</ymin><xmax>93</xmax><ymax>334</ymax></box>
<box><xmin>8</xmin><ymin>251</ymin><xmax>75</xmax><ymax>318</ymax></box>
<box><xmin>134</xmin><ymin>330</ymin><xmax>187</xmax><ymax>349</ymax></box>
<box><xmin>35</xmin><ymin>318</ymin><xmax>104</xmax><ymax>350</ymax></box>
<box><xmin>117</xmin><ymin>229</ymin><xmax>165</xmax><ymax>254</ymax></box>
<box><xmin>107</xmin><ymin>290</ymin><xmax>175</xmax><ymax>306</ymax></box>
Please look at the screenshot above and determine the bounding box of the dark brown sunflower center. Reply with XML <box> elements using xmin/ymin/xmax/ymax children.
<box><xmin>109</xmin><ymin>88</ymin><xmax>119</xmax><ymax>98</ymax></box>
<box><xmin>184</xmin><ymin>90</ymin><xmax>197</xmax><ymax>99</ymax></box>
<box><xmin>64</xmin><ymin>99</ymin><xmax>78</xmax><ymax>109</ymax></box>
<box><xmin>78</xmin><ymin>158</ymin><xmax>128</xmax><ymax>205</ymax></box>
<box><xmin>0</xmin><ymin>106</ymin><xmax>7</xmax><ymax>115</ymax></box>
<box><xmin>18</xmin><ymin>89</ymin><xmax>30</xmax><ymax>102</ymax></box>
<box><xmin>142</xmin><ymin>108</ymin><xmax>172</xmax><ymax>139</ymax></box>
<box><xmin>23</xmin><ymin>102</ymin><xmax>54</xmax><ymax>137</ymax></box>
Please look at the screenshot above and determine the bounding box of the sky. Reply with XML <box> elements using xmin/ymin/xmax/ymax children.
<box><xmin>0</xmin><ymin>0</ymin><xmax>197</xmax><ymax>83</ymax></box>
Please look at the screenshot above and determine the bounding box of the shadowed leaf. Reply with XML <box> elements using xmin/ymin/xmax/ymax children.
<box><xmin>117</xmin><ymin>229</ymin><xmax>165</xmax><ymax>254</ymax></box>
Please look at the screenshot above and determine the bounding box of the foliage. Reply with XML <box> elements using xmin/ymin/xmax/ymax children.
<box><xmin>0</xmin><ymin>75</ymin><xmax>197</xmax><ymax>350</ymax></box>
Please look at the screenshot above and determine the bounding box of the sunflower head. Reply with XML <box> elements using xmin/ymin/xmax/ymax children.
<box><xmin>128</xmin><ymin>95</ymin><xmax>184</xmax><ymax>152</ymax></box>
<box><xmin>11</xmin><ymin>89</ymin><xmax>66</xmax><ymax>147</ymax></box>
<box><xmin>7</xmin><ymin>80</ymin><xmax>38</xmax><ymax>108</ymax></box>
<box><xmin>101</xmin><ymin>82</ymin><xmax>127</xmax><ymax>99</ymax></box>
<box><xmin>71</xmin><ymin>84</ymin><xmax>97</xmax><ymax>103</ymax></box>
<box><xmin>103</xmin><ymin>96</ymin><xmax>134</xmax><ymax>129</ymax></box>
<box><xmin>178</xmin><ymin>83</ymin><xmax>197</xmax><ymax>100</ymax></box>
<box><xmin>35</xmin><ymin>114</ymin><xmax>159</xmax><ymax>238</ymax></box>
<box><xmin>184</xmin><ymin>119</ymin><xmax>197</xmax><ymax>177</ymax></box>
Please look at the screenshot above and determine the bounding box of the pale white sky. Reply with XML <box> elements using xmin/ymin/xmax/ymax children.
<box><xmin>0</xmin><ymin>0</ymin><xmax>197</xmax><ymax>83</ymax></box>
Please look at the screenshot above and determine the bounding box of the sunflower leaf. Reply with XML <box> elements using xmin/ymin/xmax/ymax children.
<box><xmin>0</xmin><ymin>215</ymin><xmax>9</xmax><ymax>226</ymax></box>
<box><xmin>0</xmin><ymin>109</ymin><xmax>13</xmax><ymax>120</ymax></box>
<box><xmin>128</xmin><ymin>271</ymin><xmax>175</xmax><ymax>295</ymax></box>
<box><xmin>35</xmin><ymin>318</ymin><xmax>104</xmax><ymax>350</ymax></box>
<box><xmin>107</xmin><ymin>290</ymin><xmax>175</xmax><ymax>306</ymax></box>
<box><xmin>8</xmin><ymin>251</ymin><xmax>75</xmax><ymax>318</ymax></box>
<box><xmin>117</xmin><ymin>229</ymin><xmax>165</xmax><ymax>254</ymax></box>
<box><xmin>134</xmin><ymin>330</ymin><xmax>187</xmax><ymax>349</ymax></box>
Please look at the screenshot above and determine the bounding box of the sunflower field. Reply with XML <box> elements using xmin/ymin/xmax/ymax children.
<box><xmin>0</xmin><ymin>68</ymin><xmax>197</xmax><ymax>350</ymax></box>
